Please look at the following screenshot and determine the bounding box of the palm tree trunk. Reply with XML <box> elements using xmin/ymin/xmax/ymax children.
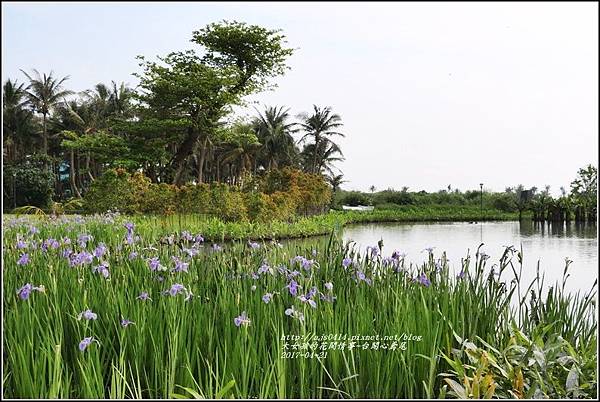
<box><xmin>42</xmin><ymin>112</ymin><xmax>48</xmax><ymax>156</ymax></box>
<box><xmin>70</xmin><ymin>149</ymin><xmax>82</xmax><ymax>198</ymax></box>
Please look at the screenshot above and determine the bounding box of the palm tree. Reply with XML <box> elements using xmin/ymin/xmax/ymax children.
<box><xmin>253</xmin><ymin>106</ymin><xmax>298</xmax><ymax>170</ymax></box>
<box><xmin>3</xmin><ymin>79</ymin><xmax>36</xmax><ymax>161</ymax></box>
<box><xmin>300</xmin><ymin>140</ymin><xmax>344</xmax><ymax>176</ymax></box>
<box><xmin>109</xmin><ymin>81</ymin><xmax>135</xmax><ymax>117</ymax></box>
<box><xmin>20</xmin><ymin>69</ymin><xmax>73</xmax><ymax>156</ymax></box>
<box><xmin>298</xmin><ymin>105</ymin><xmax>344</xmax><ymax>174</ymax></box>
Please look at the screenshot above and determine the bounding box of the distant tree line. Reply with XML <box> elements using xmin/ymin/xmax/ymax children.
<box><xmin>2</xmin><ymin>21</ymin><xmax>346</xmax><ymax>210</ymax></box>
<box><xmin>335</xmin><ymin>164</ymin><xmax>597</xmax><ymax>223</ymax></box>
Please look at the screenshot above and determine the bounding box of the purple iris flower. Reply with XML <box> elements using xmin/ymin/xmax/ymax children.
<box><xmin>301</xmin><ymin>259</ymin><xmax>314</xmax><ymax>271</ymax></box>
<box><xmin>292</xmin><ymin>255</ymin><xmax>305</xmax><ymax>264</ymax></box>
<box><xmin>70</xmin><ymin>251</ymin><xmax>94</xmax><ymax>267</ymax></box>
<box><xmin>16</xmin><ymin>239</ymin><xmax>27</xmax><ymax>249</ymax></box>
<box><xmin>78</xmin><ymin>309</ymin><xmax>98</xmax><ymax>321</ymax></box>
<box><xmin>299</xmin><ymin>294</ymin><xmax>317</xmax><ymax>308</ymax></box>
<box><xmin>94</xmin><ymin>243</ymin><xmax>107</xmax><ymax>259</ymax></box>
<box><xmin>93</xmin><ymin>262</ymin><xmax>110</xmax><ymax>278</ymax></box>
<box><xmin>416</xmin><ymin>273</ymin><xmax>431</xmax><ymax>287</ymax></box>
<box><xmin>77</xmin><ymin>234</ymin><xmax>93</xmax><ymax>248</ymax></box>
<box><xmin>248</xmin><ymin>241</ymin><xmax>260</xmax><ymax>250</ymax></box>
<box><xmin>183</xmin><ymin>248</ymin><xmax>199</xmax><ymax>258</ymax></box>
<box><xmin>62</xmin><ymin>249</ymin><xmax>73</xmax><ymax>259</ymax></box>
<box><xmin>45</xmin><ymin>238</ymin><xmax>60</xmax><ymax>250</ymax></box>
<box><xmin>124</xmin><ymin>222</ymin><xmax>135</xmax><ymax>234</ymax></box>
<box><xmin>78</xmin><ymin>337</ymin><xmax>95</xmax><ymax>352</ymax></box>
<box><xmin>306</xmin><ymin>286</ymin><xmax>318</xmax><ymax>299</ymax></box>
<box><xmin>121</xmin><ymin>318</ymin><xmax>135</xmax><ymax>328</ymax></box>
<box><xmin>16</xmin><ymin>283</ymin><xmax>33</xmax><ymax>300</ymax></box>
<box><xmin>356</xmin><ymin>271</ymin><xmax>372</xmax><ymax>285</ymax></box>
<box><xmin>148</xmin><ymin>257</ymin><xmax>163</xmax><ymax>271</ymax></box>
<box><xmin>17</xmin><ymin>253</ymin><xmax>29</xmax><ymax>266</ymax></box>
<box><xmin>168</xmin><ymin>283</ymin><xmax>186</xmax><ymax>296</ymax></box>
<box><xmin>262</xmin><ymin>293</ymin><xmax>272</xmax><ymax>304</ymax></box>
<box><xmin>391</xmin><ymin>251</ymin><xmax>406</xmax><ymax>260</ymax></box>
<box><xmin>234</xmin><ymin>311</ymin><xmax>251</xmax><ymax>327</ymax></box>
<box><xmin>195</xmin><ymin>234</ymin><xmax>205</xmax><ymax>243</ymax></box>
<box><xmin>212</xmin><ymin>244</ymin><xmax>222</xmax><ymax>252</ymax></box>
<box><xmin>342</xmin><ymin>258</ymin><xmax>352</xmax><ymax>269</ymax></box>
<box><xmin>258</xmin><ymin>262</ymin><xmax>270</xmax><ymax>275</ymax></box>
<box><xmin>129</xmin><ymin>251</ymin><xmax>138</xmax><ymax>260</ymax></box>
<box><xmin>366</xmin><ymin>246</ymin><xmax>379</xmax><ymax>258</ymax></box>
<box><xmin>422</xmin><ymin>247</ymin><xmax>435</xmax><ymax>254</ymax></box>
<box><xmin>171</xmin><ymin>256</ymin><xmax>189</xmax><ymax>273</ymax></box>
<box><xmin>29</xmin><ymin>226</ymin><xmax>39</xmax><ymax>235</ymax></box>
<box><xmin>457</xmin><ymin>270</ymin><xmax>466</xmax><ymax>280</ymax></box>
<box><xmin>61</xmin><ymin>237</ymin><xmax>72</xmax><ymax>246</ymax></box>
<box><xmin>137</xmin><ymin>291</ymin><xmax>151</xmax><ymax>301</ymax></box>
<box><xmin>287</xmin><ymin>280</ymin><xmax>299</xmax><ymax>296</ymax></box>
<box><xmin>324</xmin><ymin>282</ymin><xmax>333</xmax><ymax>291</ymax></box>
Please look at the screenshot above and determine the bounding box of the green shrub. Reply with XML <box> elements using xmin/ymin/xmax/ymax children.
<box><xmin>3</xmin><ymin>156</ymin><xmax>54</xmax><ymax>210</ymax></box>
<box><xmin>83</xmin><ymin>168</ymin><xmax>134</xmax><ymax>213</ymax></box>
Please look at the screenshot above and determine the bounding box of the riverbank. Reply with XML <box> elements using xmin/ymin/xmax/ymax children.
<box><xmin>117</xmin><ymin>205</ymin><xmax>522</xmax><ymax>242</ymax></box>
<box><xmin>3</xmin><ymin>206</ymin><xmax>521</xmax><ymax>242</ymax></box>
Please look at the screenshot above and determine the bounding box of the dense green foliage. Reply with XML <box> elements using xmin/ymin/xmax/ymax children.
<box><xmin>82</xmin><ymin>167</ymin><xmax>331</xmax><ymax>222</ymax></box>
<box><xmin>3</xmin><ymin>214</ymin><xmax>596</xmax><ymax>398</ymax></box>
<box><xmin>3</xmin><ymin>21</ymin><xmax>346</xmax><ymax>210</ymax></box>
<box><xmin>3</xmin><ymin>155</ymin><xmax>55</xmax><ymax>208</ymax></box>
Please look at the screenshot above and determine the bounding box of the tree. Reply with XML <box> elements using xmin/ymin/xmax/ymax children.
<box><xmin>216</xmin><ymin>122</ymin><xmax>262</xmax><ymax>185</ymax></box>
<box><xmin>327</xmin><ymin>174</ymin><xmax>346</xmax><ymax>207</ymax></box>
<box><xmin>369</xmin><ymin>185</ymin><xmax>376</xmax><ymax>193</ymax></box>
<box><xmin>300</xmin><ymin>140</ymin><xmax>344</xmax><ymax>176</ymax></box>
<box><xmin>134</xmin><ymin>21</ymin><xmax>294</xmax><ymax>185</ymax></box>
<box><xmin>570</xmin><ymin>164</ymin><xmax>597</xmax><ymax>222</ymax></box>
<box><xmin>298</xmin><ymin>105</ymin><xmax>345</xmax><ymax>174</ymax></box>
<box><xmin>20</xmin><ymin>69</ymin><xmax>73</xmax><ymax>157</ymax></box>
<box><xmin>507</xmin><ymin>184</ymin><xmax>535</xmax><ymax>220</ymax></box>
<box><xmin>3</xmin><ymin>79</ymin><xmax>37</xmax><ymax>162</ymax></box>
<box><xmin>253</xmin><ymin>105</ymin><xmax>298</xmax><ymax>170</ymax></box>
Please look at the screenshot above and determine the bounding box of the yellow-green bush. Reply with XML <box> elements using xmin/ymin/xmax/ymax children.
<box><xmin>84</xmin><ymin>168</ymin><xmax>331</xmax><ymax>221</ymax></box>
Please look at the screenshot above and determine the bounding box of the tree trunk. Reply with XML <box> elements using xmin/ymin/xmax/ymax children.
<box><xmin>172</xmin><ymin>127</ymin><xmax>201</xmax><ymax>185</ymax></box>
<box><xmin>70</xmin><ymin>149</ymin><xmax>82</xmax><ymax>198</ymax></box>
<box><xmin>42</xmin><ymin>113</ymin><xmax>48</xmax><ymax>156</ymax></box>
<box><xmin>196</xmin><ymin>136</ymin><xmax>209</xmax><ymax>184</ymax></box>
<box><xmin>86</xmin><ymin>154</ymin><xmax>95</xmax><ymax>182</ymax></box>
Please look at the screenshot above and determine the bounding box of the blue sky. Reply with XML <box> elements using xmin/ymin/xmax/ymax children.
<box><xmin>3</xmin><ymin>2</ymin><xmax>598</xmax><ymax>194</ymax></box>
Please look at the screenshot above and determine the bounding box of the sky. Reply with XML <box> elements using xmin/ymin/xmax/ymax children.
<box><xmin>2</xmin><ymin>2</ymin><xmax>598</xmax><ymax>194</ymax></box>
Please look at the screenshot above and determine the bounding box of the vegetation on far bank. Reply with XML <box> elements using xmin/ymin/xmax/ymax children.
<box><xmin>6</xmin><ymin>205</ymin><xmax>520</xmax><ymax>243</ymax></box>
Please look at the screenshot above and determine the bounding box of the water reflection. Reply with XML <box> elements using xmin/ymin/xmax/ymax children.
<box><xmin>313</xmin><ymin>220</ymin><xmax>596</xmax><ymax>294</ymax></box>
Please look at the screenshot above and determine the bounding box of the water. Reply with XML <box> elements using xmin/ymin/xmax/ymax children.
<box><xmin>340</xmin><ymin>220</ymin><xmax>597</xmax><ymax>294</ymax></box>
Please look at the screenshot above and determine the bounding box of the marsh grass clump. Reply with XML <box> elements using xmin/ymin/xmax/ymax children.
<box><xmin>2</xmin><ymin>214</ymin><xmax>596</xmax><ymax>398</ymax></box>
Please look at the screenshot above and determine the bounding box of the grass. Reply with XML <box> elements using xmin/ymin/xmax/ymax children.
<box><xmin>2</xmin><ymin>213</ymin><xmax>596</xmax><ymax>398</ymax></box>
<box><xmin>4</xmin><ymin>204</ymin><xmax>520</xmax><ymax>243</ymax></box>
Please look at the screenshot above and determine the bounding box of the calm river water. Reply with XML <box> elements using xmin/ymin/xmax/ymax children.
<box><xmin>339</xmin><ymin>220</ymin><xmax>597</xmax><ymax>294</ymax></box>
